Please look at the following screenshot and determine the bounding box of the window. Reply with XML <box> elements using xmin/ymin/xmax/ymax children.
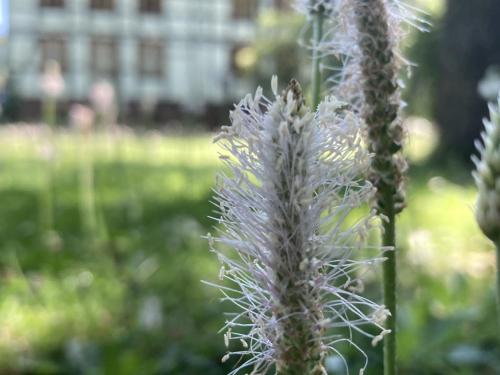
<box><xmin>232</xmin><ymin>0</ymin><xmax>257</xmax><ymax>20</ymax></box>
<box><xmin>139</xmin><ymin>40</ymin><xmax>164</xmax><ymax>77</ymax></box>
<box><xmin>140</xmin><ymin>0</ymin><xmax>162</xmax><ymax>13</ymax></box>
<box><xmin>40</xmin><ymin>35</ymin><xmax>67</xmax><ymax>71</ymax></box>
<box><xmin>91</xmin><ymin>37</ymin><xmax>118</xmax><ymax>76</ymax></box>
<box><xmin>40</xmin><ymin>0</ymin><xmax>65</xmax><ymax>7</ymax></box>
<box><xmin>274</xmin><ymin>0</ymin><xmax>290</xmax><ymax>10</ymax></box>
<box><xmin>90</xmin><ymin>0</ymin><xmax>114</xmax><ymax>10</ymax></box>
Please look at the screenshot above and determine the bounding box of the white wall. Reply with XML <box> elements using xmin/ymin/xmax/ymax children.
<box><xmin>2</xmin><ymin>0</ymin><xmax>259</xmax><ymax>110</ymax></box>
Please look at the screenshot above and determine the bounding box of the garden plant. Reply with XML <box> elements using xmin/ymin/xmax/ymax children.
<box><xmin>206</xmin><ymin>0</ymin><xmax>488</xmax><ymax>374</ymax></box>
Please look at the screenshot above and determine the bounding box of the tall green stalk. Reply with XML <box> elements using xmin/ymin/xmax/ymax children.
<box><xmin>43</xmin><ymin>99</ymin><xmax>56</xmax><ymax>131</ymax></box>
<box><xmin>41</xmin><ymin>98</ymin><xmax>56</xmax><ymax>236</ymax></box>
<box><xmin>353</xmin><ymin>2</ymin><xmax>407</xmax><ymax>374</ymax></box>
<box><xmin>71</xmin><ymin>105</ymin><xmax>100</xmax><ymax>242</ymax></box>
<box><xmin>80</xmin><ymin>131</ymin><xmax>97</xmax><ymax>238</ymax></box>
<box><xmin>311</xmin><ymin>7</ymin><xmax>324</xmax><ymax>109</ymax></box>
<box><xmin>39</xmin><ymin>60</ymin><xmax>65</xmax><ymax>248</ymax></box>
<box><xmin>382</xmin><ymin>191</ymin><xmax>396</xmax><ymax>375</ymax></box>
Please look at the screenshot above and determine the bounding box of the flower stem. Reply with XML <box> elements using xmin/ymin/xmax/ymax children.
<box><xmin>79</xmin><ymin>132</ymin><xmax>98</xmax><ymax>239</ymax></box>
<box><xmin>43</xmin><ymin>99</ymin><xmax>56</xmax><ymax>130</ymax></box>
<box><xmin>41</xmin><ymin>158</ymin><xmax>54</xmax><ymax>233</ymax></box>
<box><xmin>381</xmin><ymin>190</ymin><xmax>396</xmax><ymax>375</ymax></box>
<box><xmin>311</xmin><ymin>7</ymin><xmax>324</xmax><ymax>109</ymax></box>
<box><xmin>41</xmin><ymin>98</ymin><xmax>56</xmax><ymax>235</ymax></box>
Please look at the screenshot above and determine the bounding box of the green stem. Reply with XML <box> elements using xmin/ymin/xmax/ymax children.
<box><xmin>311</xmin><ymin>8</ymin><xmax>324</xmax><ymax>109</ymax></box>
<box><xmin>43</xmin><ymin>98</ymin><xmax>56</xmax><ymax>130</ymax></box>
<box><xmin>79</xmin><ymin>132</ymin><xmax>97</xmax><ymax>239</ymax></box>
<box><xmin>40</xmin><ymin>159</ymin><xmax>54</xmax><ymax>233</ymax></box>
<box><xmin>40</xmin><ymin>99</ymin><xmax>56</xmax><ymax>236</ymax></box>
<box><xmin>382</xmin><ymin>191</ymin><xmax>396</xmax><ymax>375</ymax></box>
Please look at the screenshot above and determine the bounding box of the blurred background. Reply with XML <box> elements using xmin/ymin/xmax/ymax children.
<box><xmin>0</xmin><ymin>0</ymin><xmax>499</xmax><ymax>374</ymax></box>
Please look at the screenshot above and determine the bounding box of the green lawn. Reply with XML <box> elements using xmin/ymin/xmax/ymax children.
<box><xmin>0</xmin><ymin>126</ymin><xmax>497</xmax><ymax>374</ymax></box>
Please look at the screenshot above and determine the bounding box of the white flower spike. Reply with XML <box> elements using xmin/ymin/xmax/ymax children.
<box><xmin>208</xmin><ymin>78</ymin><xmax>387</xmax><ymax>374</ymax></box>
<box><xmin>474</xmin><ymin>95</ymin><xmax>500</xmax><ymax>242</ymax></box>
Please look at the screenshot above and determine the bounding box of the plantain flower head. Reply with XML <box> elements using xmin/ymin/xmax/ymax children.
<box><xmin>41</xmin><ymin>60</ymin><xmax>65</xmax><ymax>98</ymax></box>
<box><xmin>473</xmin><ymin>95</ymin><xmax>500</xmax><ymax>243</ymax></box>
<box><xmin>208</xmin><ymin>77</ymin><xmax>388</xmax><ymax>375</ymax></box>
<box><xmin>70</xmin><ymin>104</ymin><xmax>95</xmax><ymax>134</ymax></box>
<box><xmin>294</xmin><ymin>0</ymin><xmax>429</xmax><ymax>214</ymax></box>
<box><xmin>90</xmin><ymin>80</ymin><xmax>116</xmax><ymax>115</ymax></box>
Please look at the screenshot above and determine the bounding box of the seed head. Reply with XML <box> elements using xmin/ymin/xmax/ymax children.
<box><xmin>294</xmin><ymin>0</ymin><xmax>429</xmax><ymax>214</ymax></box>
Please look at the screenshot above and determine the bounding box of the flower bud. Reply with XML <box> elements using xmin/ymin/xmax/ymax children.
<box><xmin>474</xmin><ymin>95</ymin><xmax>500</xmax><ymax>242</ymax></box>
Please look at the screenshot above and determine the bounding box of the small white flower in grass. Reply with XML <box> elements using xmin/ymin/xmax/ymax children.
<box><xmin>41</xmin><ymin>60</ymin><xmax>65</xmax><ymax>98</ymax></box>
<box><xmin>208</xmin><ymin>77</ymin><xmax>387</xmax><ymax>375</ymax></box>
<box><xmin>90</xmin><ymin>80</ymin><xmax>115</xmax><ymax>115</ymax></box>
<box><xmin>70</xmin><ymin>105</ymin><xmax>95</xmax><ymax>133</ymax></box>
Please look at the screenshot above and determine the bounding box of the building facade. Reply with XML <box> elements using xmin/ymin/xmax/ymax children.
<box><xmin>0</xmin><ymin>0</ymin><xmax>286</xmax><ymax>121</ymax></box>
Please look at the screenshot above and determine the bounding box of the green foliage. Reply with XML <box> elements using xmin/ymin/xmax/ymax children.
<box><xmin>0</xmin><ymin>129</ymin><xmax>225</xmax><ymax>374</ymax></box>
<box><xmin>0</xmin><ymin>129</ymin><xmax>497</xmax><ymax>374</ymax></box>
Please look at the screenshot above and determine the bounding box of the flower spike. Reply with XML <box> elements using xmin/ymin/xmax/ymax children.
<box><xmin>209</xmin><ymin>78</ymin><xmax>387</xmax><ymax>374</ymax></box>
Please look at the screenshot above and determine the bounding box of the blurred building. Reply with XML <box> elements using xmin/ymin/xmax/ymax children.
<box><xmin>0</xmin><ymin>0</ymin><xmax>289</xmax><ymax>123</ymax></box>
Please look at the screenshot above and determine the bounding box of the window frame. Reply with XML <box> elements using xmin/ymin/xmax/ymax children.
<box><xmin>139</xmin><ymin>0</ymin><xmax>162</xmax><ymax>14</ymax></box>
<box><xmin>39</xmin><ymin>34</ymin><xmax>68</xmax><ymax>72</ymax></box>
<box><xmin>138</xmin><ymin>39</ymin><xmax>164</xmax><ymax>78</ymax></box>
<box><xmin>89</xmin><ymin>0</ymin><xmax>115</xmax><ymax>11</ymax></box>
<box><xmin>90</xmin><ymin>36</ymin><xmax>119</xmax><ymax>77</ymax></box>
<box><xmin>231</xmin><ymin>0</ymin><xmax>258</xmax><ymax>20</ymax></box>
<box><xmin>40</xmin><ymin>0</ymin><xmax>65</xmax><ymax>8</ymax></box>
<box><xmin>273</xmin><ymin>0</ymin><xmax>290</xmax><ymax>11</ymax></box>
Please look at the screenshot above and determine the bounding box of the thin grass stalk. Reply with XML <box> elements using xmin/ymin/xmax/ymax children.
<box><xmin>41</xmin><ymin>98</ymin><xmax>56</xmax><ymax>235</ymax></box>
<box><xmin>71</xmin><ymin>105</ymin><xmax>99</xmax><ymax>241</ymax></box>
<box><xmin>43</xmin><ymin>99</ymin><xmax>57</xmax><ymax>131</ymax></box>
<box><xmin>80</xmin><ymin>131</ymin><xmax>97</xmax><ymax>238</ymax></box>
<box><xmin>381</xmin><ymin>191</ymin><xmax>396</xmax><ymax>375</ymax></box>
<box><xmin>311</xmin><ymin>7</ymin><xmax>324</xmax><ymax>109</ymax></box>
<box><xmin>40</xmin><ymin>157</ymin><xmax>54</xmax><ymax>234</ymax></box>
<box><xmin>39</xmin><ymin>60</ymin><xmax>64</xmax><ymax>239</ymax></box>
